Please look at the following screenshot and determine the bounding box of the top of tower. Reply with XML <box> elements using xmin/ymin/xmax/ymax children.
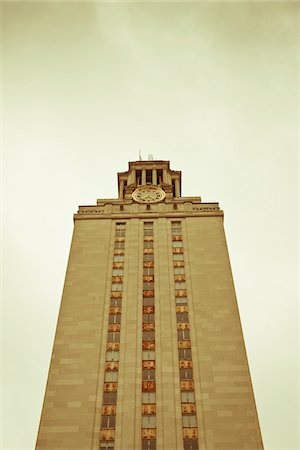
<box><xmin>117</xmin><ymin>160</ymin><xmax>181</xmax><ymax>200</ymax></box>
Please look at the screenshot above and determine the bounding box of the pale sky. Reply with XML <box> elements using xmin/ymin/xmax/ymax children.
<box><xmin>1</xmin><ymin>2</ymin><xmax>299</xmax><ymax>449</ymax></box>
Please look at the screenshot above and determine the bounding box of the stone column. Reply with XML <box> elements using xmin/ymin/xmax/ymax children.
<box><xmin>141</xmin><ymin>169</ymin><xmax>146</xmax><ymax>185</ymax></box>
<box><xmin>119</xmin><ymin>180</ymin><xmax>124</xmax><ymax>199</ymax></box>
<box><xmin>175</xmin><ymin>178</ymin><xmax>180</xmax><ymax>197</ymax></box>
<box><xmin>152</xmin><ymin>168</ymin><xmax>157</xmax><ymax>185</ymax></box>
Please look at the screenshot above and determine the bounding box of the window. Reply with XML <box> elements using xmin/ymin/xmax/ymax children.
<box><xmin>144</xmin><ymin>254</ymin><xmax>154</xmax><ymax>261</ymax></box>
<box><xmin>172</xmin><ymin>241</ymin><xmax>183</xmax><ymax>248</ymax></box>
<box><xmin>142</xmin><ymin>416</ymin><xmax>156</xmax><ymax>428</ymax></box>
<box><xmin>183</xmin><ymin>440</ymin><xmax>198</xmax><ymax>450</ymax></box>
<box><xmin>113</xmin><ymin>255</ymin><xmax>124</xmax><ymax>262</ymax></box>
<box><xmin>104</xmin><ymin>371</ymin><xmax>118</xmax><ymax>382</ymax></box>
<box><xmin>111</xmin><ymin>283</ymin><xmax>122</xmax><ymax>291</ymax></box>
<box><xmin>143</xmin><ymin>313</ymin><xmax>154</xmax><ymax>324</ymax></box>
<box><xmin>175</xmin><ymin>282</ymin><xmax>186</xmax><ymax>289</ymax></box>
<box><xmin>106</xmin><ymin>351</ymin><xmax>119</xmax><ymax>361</ymax></box>
<box><xmin>180</xmin><ymin>368</ymin><xmax>193</xmax><ymax>380</ymax></box>
<box><xmin>181</xmin><ymin>391</ymin><xmax>195</xmax><ymax>403</ymax></box>
<box><xmin>182</xmin><ymin>415</ymin><xmax>197</xmax><ymax>427</ymax></box>
<box><xmin>114</xmin><ymin>241</ymin><xmax>125</xmax><ymax>249</ymax></box>
<box><xmin>112</xmin><ymin>268</ymin><xmax>123</xmax><ymax>276</ymax></box>
<box><xmin>142</xmin><ymin>392</ymin><xmax>156</xmax><ymax>403</ymax></box>
<box><xmin>174</xmin><ymin>267</ymin><xmax>185</xmax><ymax>274</ymax></box>
<box><xmin>143</xmin><ymin>331</ymin><xmax>155</xmax><ymax>341</ymax></box>
<box><xmin>179</xmin><ymin>349</ymin><xmax>192</xmax><ymax>360</ymax></box>
<box><xmin>178</xmin><ymin>329</ymin><xmax>190</xmax><ymax>340</ymax></box>
<box><xmin>100</xmin><ymin>443</ymin><xmax>114</xmax><ymax>450</ymax></box>
<box><xmin>107</xmin><ymin>332</ymin><xmax>120</xmax><ymax>342</ymax></box>
<box><xmin>109</xmin><ymin>315</ymin><xmax>121</xmax><ymax>324</ymax></box>
<box><xmin>144</xmin><ymin>241</ymin><xmax>153</xmax><ymax>249</ymax></box>
<box><xmin>116</xmin><ymin>222</ymin><xmax>126</xmax><ymax>228</ymax></box>
<box><xmin>143</xmin><ymin>298</ymin><xmax>154</xmax><ymax>307</ymax></box>
<box><xmin>142</xmin><ymin>440</ymin><xmax>156</xmax><ymax>450</ymax></box>
<box><xmin>146</xmin><ymin>170</ymin><xmax>152</xmax><ymax>183</ymax></box>
<box><xmin>144</xmin><ymin>229</ymin><xmax>153</xmax><ymax>236</ymax></box>
<box><xmin>101</xmin><ymin>415</ymin><xmax>116</xmax><ymax>428</ymax></box>
<box><xmin>173</xmin><ymin>254</ymin><xmax>184</xmax><ymax>261</ymax></box>
<box><xmin>176</xmin><ymin>297</ymin><xmax>188</xmax><ymax>305</ymax></box>
<box><xmin>143</xmin><ymin>267</ymin><xmax>154</xmax><ymax>276</ymax></box>
<box><xmin>103</xmin><ymin>392</ymin><xmax>117</xmax><ymax>404</ymax></box>
<box><xmin>110</xmin><ymin>298</ymin><xmax>122</xmax><ymax>307</ymax></box>
<box><xmin>177</xmin><ymin>312</ymin><xmax>189</xmax><ymax>322</ymax></box>
<box><xmin>143</xmin><ymin>282</ymin><xmax>154</xmax><ymax>290</ymax></box>
<box><xmin>136</xmin><ymin>170</ymin><xmax>142</xmax><ymax>185</ymax></box>
<box><xmin>142</xmin><ymin>370</ymin><xmax>155</xmax><ymax>380</ymax></box>
<box><xmin>143</xmin><ymin>350</ymin><xmax>155</xmax><ymax>360</ymax></box>
<box><xmin>115</xmin><ymin>229</ymin><xmax>125</xmax><ymax>237</ymax></box>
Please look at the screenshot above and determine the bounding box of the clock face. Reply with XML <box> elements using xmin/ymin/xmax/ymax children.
<box><xmin>132</xmin><ymin>186</ymin><xmax>166</xmax><ymax>203</ymax></box>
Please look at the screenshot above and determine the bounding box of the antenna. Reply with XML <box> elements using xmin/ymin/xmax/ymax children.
<box><xmin>139</xmin><ymin>150</ymin><xmax>142</xmax><ymax>161</ymax></box>
<box><xmin>148</xmin><ymin>154</ymin><xmax>153</xmax><ymax>161</ymax></box>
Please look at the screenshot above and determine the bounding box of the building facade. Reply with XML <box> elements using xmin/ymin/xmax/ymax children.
<box><xmin>36</xmin><ymin>160</ymin><xmax>263</xmax><ymax>450</ymax></box>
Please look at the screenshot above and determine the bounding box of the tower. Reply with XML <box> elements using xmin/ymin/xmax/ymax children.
<box><xmin>36</xmin><ymin>160</ymin><xmax>263</xmax><ymax>450</ymax></box>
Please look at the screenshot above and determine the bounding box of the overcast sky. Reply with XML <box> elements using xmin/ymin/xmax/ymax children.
<box><xmin>2</xmin><ymin>2</ymin><xmax>298</xmax><ymax>449</ymax></box>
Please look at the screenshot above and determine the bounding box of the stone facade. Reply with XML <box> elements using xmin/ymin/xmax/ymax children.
<box><xmin>36</xmin><ymin>160</ymin><xmax>263</xmax><ymax>450</ymax></box>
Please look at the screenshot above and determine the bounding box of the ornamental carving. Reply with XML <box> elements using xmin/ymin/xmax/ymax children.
<box><xmin>180</xmin><ymin>380</ymin><xmax>194</xmax><ymax>390</ymax></box>
<box><xmin>174</xmin><ymin>275</ymin><xmax>185</xmax><ymax>282</ymax></box>
<box><xmin>143</xmin><ymin>275</ymin><xmax>154</xmax><ymax>282</ymax></box>
<box><xmin>142</xmin><ymin>360</ymin><xmax>155</xmax><ymax>369</ymax></box>
<box><xmin>109</xmin><ymin>307</ymin><xmax>121</xmax><ymax>315</ymax></box>
<box><xmin>142</xmin><ymin>381</ymin><xmax>156</xmax><ymax>392</ymax></box>
<box><xmin>142</xmin><ymin>341</ymin><xmax>155</xmax><ymax>350</ymax></box>
<box><xmin>177</xmin><ymin>322</ymin><xmax>190</xmax><ymax>330</ymax></box>
<box><xmin>113</xmin><ymin>263</ymin><xmax>123</xmax><ymax>269</ymax></box>
<box><xmin>182</xmin><ymin>403</ymin><xmax>196</xmax><ymax>414</ymax></box>
<box><xmin>111</xmin><ymin>276</ymin><xmax>123</xmax><ymax>283</ymax></box>
<box><xmin>176</xmin><ymin>305</ymin><xmax>188</xmax><ymax>313</ymax></box>
<box><xmin>144</xmin><ymin>261</ymin><xmax>154</xmax><ymax>268</ymax></box>
<box><xmin>173</xmin><ymin>261</ymin><xmax>185</xmax><ymax>267</ymax></box>
<box><xmin>105</xmin><ymin>361</ymin><xmax>119</xmax><ymax>371</ymax></box>
<box><xmin>114</xmin><ymin>249</ymin><xmax>124</xmax><ymax>255</ymax></box>
<box><xmin>173</xmin><ymin>248</ymin><xmax>183</xmax><ymax>254</ymax></box>
<box><xmin>143</xmin><ymin>306</ymin><xmax>155</xmax><ymax>314</ymax></box>
<box><xmin>108</xmin><ymin>323</ymin><xmax>121</xmax><ymax>332</ymax></box>
<box><xmin>141</xmin><ymin>428</ymin><xmax>156</xmax><ymax>439</ymax></box>
<box><xmin>104</xmin><ymin>382</ymin><xmax>118</xmax><ymax>392</ymax></box>
<box><xmin>111</xmin><ymin>292</ymin><xmax>122</xmax><ymax>299</ymax></box>
<box><xmin>179</xmin><ymin>360</ymin><xmax>193</xmax><ymax>368</ymax></box>
<box><xmin>182</xmin><ymin>428</ymin><xmax>198</xmax><ymax>439</ymax></box>
<box><xmin>143</xmin><ymin>248</ymin><xmax>154</xmax><ymax>254</ymax></box>
<box><xmin>143</xmin><ymin>323</ymin><xmax>155</xmax><ymax>331</ymax></box>
<box><xmin>102</xmin><ymin>404</ymin><xmax>116</xmax><ymax>415</ymax></box>
<box><xmin>172</xmin><ymin>235</ymin><xmax>182</xmax><ymax>241</ymax></box>
<box><xmin>100</xmin><ymin>429</ymin><xmax>115</xmax><ymax>441</ymax></box>
<box><xmin>115</xmin><ymin>237</ymin><xmax>125</xmax><ymax>242</ymax></box>
<box><xmin>178</xmin><ymin>340</ymin><xmax>191</xmax><ymax>349</ymax></box>
<box><xmin>144</xmin><ymin>236</ymin><xmax>154</xmax><ymax>242</ymax></box>
<box><xmin>142</xmin><ymin>404</ymin><xmax>156</xmax><ymax>415</ymax></box>
<box><xmin>175</xmin><ymin>290</ymin><xmax>187</xmax><ymax>297</ymax></box>
<box><xmin>106</xmin><ymin>342</ymin><xmax>120</xmax><ymax>351</ymax></box>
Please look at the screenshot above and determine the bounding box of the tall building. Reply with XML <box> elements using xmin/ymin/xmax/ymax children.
<box><xmin>36</xmin><ymin>160</ymin><xmax>263</xmax><ymax>450</ymax></box>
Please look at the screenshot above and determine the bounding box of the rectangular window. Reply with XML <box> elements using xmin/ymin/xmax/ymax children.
<box><xmin>107</xmin><ymin>332</ymin><xmax>120</xmax><ymax>342</ymax></box>
<box><xmin>176</xmin><ymin>297</ymin><xmax>188</xmax><ymax>305</ymax></box>
<box><xmin>100</xmin><ymin>443</ymin><xmax>114</xmax><ymax>450</ymax></box>
<box><xmin>109</xmin><ymin>315</ymin><xmax>121</xmax><ymax>324</ymax></box>
<box><xmin>182</xmin><ymin>415</ymin><xmax>197</xmax><ymax>427</ymax></box>
<box><xmin>111</xmin><ymin>283</ymin><xmax>122</xmax><ymax>291</ymax></box>
<box><xmin>103</xmin><ymin>392</ymin><xmax>117</xmax><ymax>404</ymax></box>
<box><xmin>142</xmin><ymin>415</ymin><xmax>156</xmax><ymax>428</ymax></box>
<box><xmin>144</xmin><ymin>254</ymin><xmax>154</xmax><ymax>261</ymax></box>
<box><xmin>101</xmin><ymin>415</ymin><xmax>116</xmax><ymax>428</ymax></box>
<box><xmin>174</xmin><ymin>267</ymin><xmax>185</xmax><ymax>274</ymax></box>
<box><xmin>104</xmin><ymin>371</ymin><xmax>118</xmax><ymax>382</ymax></box>
<box><xmin>113</xmin><ymin>255</ymin><xmax>124</xmax><ymax>262</ymax></box>
<box><xmin>173</xmin><ymin>254</ymin><xmax>184</xmax><ymax>261</ymax></box>
<box><xmin>106</xmin><ymin>351</ymin><xmax>119</xmax><ymax>361</ymax></box>
<box><xmin>143</xmin><ymin>350</ymin><xmax>155</xmax><ymax>360</ymax></box>
<box><xmin>143</xmin><ymin>331</ymin><xmax>155</xmax><ymax>341</ymax></box>
<box><xmin>143</xmin><ymin>298</ymin><xmax>155</xmax><ymax>307</ymax></box>
<box><xmin>142</xmin><ymin>392</ymin><xmax>156</xmax><ymax>403</ymax></box>
<box><xmin>181</xmin><ymin>391</ymin><xmax>195</xmax><ymax>403</ymax></box>
<box><xmin>142</xmin><ymin>370</ymin><xmax>156</xmax><ymax>380</ymax></box>
<box><xmin>114</xmin><ymin>242</ymin><xmax>125</xmax><ymax>249</ymax></box>
<box><xmin>179</xmin><ymin>349</ymin><xmax>192</xmax><ymax>360</ymax></box>
<box><xmin>112</xmin><ymin>268</ymin><xmax>123</xmax><ymax>276</ymax></box>
<box><xmin>110</xmin><ymin>298</ymin><xmax>122</xmax><ymax>307</ymax></box>
<box><xmin>179</xmin><ymin>368</ymin><xmax>193</xmax><ymax>380</ymax></box>
<box><xmin>175</xmin><ymin>282</ymin><xmax>186</xmax><ymax>289</ymax></box>
<box><xmin>178</xmin><ymin>329</ymin><xmax>190</xmax><ymax>340</ymax></box>
<box><xmin>176</xmin><ymin>312</ymin><xmax>189</xmax><ymax>322</ymax></box>
<box><xmin>143</xmin><ymin>313</ymin><xmax>155</xmax><ymax>323</ymax></box>
<box><xmin>143</xmin><ymin>267</ymin><xmax>154</xmax><ymax>276</ymax></box>
<box><xmin>143</xmin><ymin>282</ymin><xmax>154</xmax><ymax>290</ymax></box>
<box><xmin>144</xmin><ymin>241</ymin><xmax>154</xmax><ymax>249</ymax></box>
<box><xmin>172</xmin><ymin>241</ymin><xmax>183</xmax><ymax>248</ymax></box>
<box><xmin>116</xmin><ymin>222</ymin><xmax>126</xmax><ymax>228</ymax></box>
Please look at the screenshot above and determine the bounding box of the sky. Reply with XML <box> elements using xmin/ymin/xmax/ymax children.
<box><xmin>1</xmin><ymin>2</ymin><xmax>299</xmax><ymax>449</ymax></box>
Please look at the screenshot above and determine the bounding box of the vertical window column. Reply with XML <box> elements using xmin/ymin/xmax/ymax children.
<box><xmin>171</xmin><ymin>221</ymin><xmax>199</xmax><ymax>450</ymax></box>
<box><xmin>99</xmin><ymin>223</ymin><xmax>126</xmax><ymax>450</ymax></box>
<box><xmin>141</xmin><ymin>222</ymin><xmax>156</xmax><ymax>450</ymax></box>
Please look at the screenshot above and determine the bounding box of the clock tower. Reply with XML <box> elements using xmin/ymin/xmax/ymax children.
<box><xmin>36</xmin><ymin>159</ymin><xmax>263</xmax><ymax>450</ymax></box>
